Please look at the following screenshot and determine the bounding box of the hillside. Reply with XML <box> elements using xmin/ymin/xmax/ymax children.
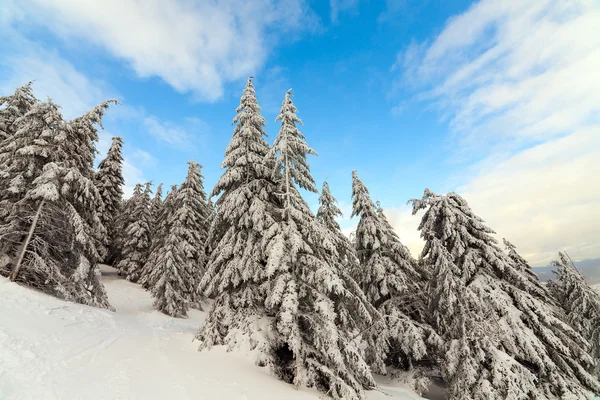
<box><xmin>534</xmin><ymin>258</ymin><xmax>600</xmax><ymax>285</ymax></box>
<box><xmin>0</xmin><ymin>265</ymin><xmax>422</xmax><ymax>400</ymax></box>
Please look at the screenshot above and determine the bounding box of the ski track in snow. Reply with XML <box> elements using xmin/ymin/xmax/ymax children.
<box><xmin>0</xmin><ymin>265</ymin><xmax>422</xmax><ymax>400</ymax></box>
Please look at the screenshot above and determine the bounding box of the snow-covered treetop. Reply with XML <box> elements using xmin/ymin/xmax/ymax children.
<box><xmin>0</xmin><ymin>82</ymin><xmax>37</xmax><ymax>139</ymax></box>
<box><xmin>212</xmin><ymin>77</ymin><xmax>271</xmax><ymax>198</ymax></box>
<box><xmin>270</xmin><ymin>89</ymin><xmax>317</xmax><ymax>204</ymax></box>
<box><xmin>317</xmin><ymin>180</ymin><xmax>342</xmax><ymax>232</ymax></box>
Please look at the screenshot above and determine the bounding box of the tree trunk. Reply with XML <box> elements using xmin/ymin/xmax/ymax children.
<box><xmin>9</xmin><ymin>199</ymin><xmax>45</xmax><ymax>281</ymax></box>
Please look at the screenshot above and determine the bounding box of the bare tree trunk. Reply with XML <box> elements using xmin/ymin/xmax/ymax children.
<box><xmin>9</xmin><ymin>199</ymin><xmax>45</xmax><ymax>281</ymax></box>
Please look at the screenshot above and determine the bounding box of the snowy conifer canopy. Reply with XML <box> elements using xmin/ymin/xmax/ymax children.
<box><xmin>549</xmin><ymin>252</ymin><xmax>600</xmax><ymax>378</ymax></box>
<box><xmin>351</xmin><ymin>171</ymin><xmax>435</xmax><ymax>380</ymax></box>
<box><xmin>0</xmin><ymin>82</ymin><xmax>37</xmax><ymax>140</ymax></box>
<box><xmin>116</xmin><ymin>182</ymin><xmax>153</xmax><ymax>283</ymax></box>
<box><xmin>411</xmin><ymin>189</ymin><xmax>600</xmax><ymax>399</ymax></box>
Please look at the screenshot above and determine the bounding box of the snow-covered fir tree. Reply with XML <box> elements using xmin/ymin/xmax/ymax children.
<box><xmin>116</xmin><ymin>182</ymin><xmax>153</xmax><ymax>282</ymax></box>
<box><xmin>411</xmin><ymin>189</ymin><xmax>600</xmax><ymax>399</ymax></box>
<box><xmin>150</xmin><ymin>183</ymin><xmax>163</xmax><ymax>224</ymax></box>
<box><xmin>0</xmin><ymin>82</ymin><xmax>37</xmax><ymax>140</ymax></box>
<box><xmin>259</xmin><ymin>90</ymin><xmax>377</xmax><ymax>399</ymax></box>
<box><xmin>351</xmin><ymin>171</ymin><xmax>435</xmax><ymax>384</ymax></box>
<box><xmin>196</xmin><ymin>77</ymin><xmax>278</xmax><ymax>346</ymax></box>
<box><xmin>140</xmin><ymin>184</ymin><xmax>177</xmax><ymax>290</ymax></box>
<box><xmin>148</xmin><ymin>185</ymin><xmax>189</xmax><ymax>318</ymax></box>
<box><xmin>549</xmin><ymin>252</ymin><xmax>600</xmax><ymax>378</ymax></box>
<box><xmin>95</xmin><ymin>136</ymin><xmax>125</xmax><ymax>263</ymax></box>
<box><xmin>172</xmin><ymin>161</ymin><xmax>210</xmax><ymax>306</ymax></box>
<box><xmin>0</xmin><ymin>98</ymin><xmax>114</xmax><ymax>309</ymax></box>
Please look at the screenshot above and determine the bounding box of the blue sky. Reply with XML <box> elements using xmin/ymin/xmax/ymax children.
<box><xmin>1</xmin><ymin>0</ymin><xmax>599</xmax><ymax>266</ymax></box>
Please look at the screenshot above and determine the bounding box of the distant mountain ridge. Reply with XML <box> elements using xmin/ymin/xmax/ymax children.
<box><xmin>534</xmin><ymin>258</ymin><xmax>600</xmax><ymax>285</ymax></box>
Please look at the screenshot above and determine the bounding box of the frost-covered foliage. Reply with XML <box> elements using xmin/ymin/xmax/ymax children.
<box><xmin>549</xmin><ymin>252</ymin><xmax>600</xmax><ymax>378</ymax></box>
<box><xmin>116</xmin><ymin>182</ymin><xmax>153</xmax><ymax>282</ymax></box>
<box><xmin>150</xmin><ymin>183</ymin><xmax>163</xmax><ymax>225</ymax></box>
<box><xmin>0</xmin><ymin>82</ymin><xmax>37</xmax><ymax>140</ymax></box>
<box><xmin>95</xmin><ymin>137</ymin><xmax>125</xmax><ymax>263</ymax></box>
<box><xmin>351</xmin><ymin>171</ymin><xmax>435</xmax><ymax>379</ymax></box>
<box><xmin>140</xmin><ymin>185</ymin><xmax>177</xmax><ymax>290</ymax></box>
<box><xmin>197</xmin><ymin>77</ymin><xmax>278</xmax><ymax>348</ymax></box>
<box><xmin>172</xmin><ymin>161</ymin><xmax>210</xmax><ymax>306</ymax></box>
<box><xmin>411</xmin><ymin>189</ymin><xmax>600</xmax><ymax>399</ymax></box>
<box><xmin>0</xmin><ymin>97</ymin><xmax>115</xmax><ymax>309</ymax></box>
<box><xmin>260</xmin><ymin>90</ymin><xmax>377</xmax><ymax>400</ymax></box>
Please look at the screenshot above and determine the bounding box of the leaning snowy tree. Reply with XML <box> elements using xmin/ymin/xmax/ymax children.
<box><xmin>95</xmin><ymin>136</ymin><xmax>125</xmax><ymax>264</ymax></box>
<box><xmin>139</xmin><ymin>184</ymin><xmax>178</xmax><ymax>290</ymax></box>
<box><xmin>549</xmin><ymin>252</ymin><xmax>600</xmax><ymax>378</ymax></box>
<box><xmin>0</xmin><ymin>98</ymin><xmax>115</xmax><ymax>309</ymax></box>
<box><xmin>410</xmin><ymin>189</ymin><xmax>600</xmax><ymax>399</ymax></box>
<box><xmin>116</xmin><ymin>182</ymin><xmax>153</xmax><ymax>282</ymax></box>
<box><xmin>0</xmin><ymin>82</ymin><xmax>37</xmax><ymax>140</ymax></box>
<box><xmin>351</xmin><ymin>171</ymin><xmax>437</xmax><ymax>393</ymax></box>
<box><xmin>196</xmin><ymin>77</ymin><xmax>279</xmax><ymax>348</ymax></box>
<box><xmin>258</xmin><ymin>89</ymin><xmax>377</xmax><ymax>400</ymax></box>
<box><xmin>176</xmin><ymin>161</ymin><xmax>210</xmax><ymax>306</ymax></box>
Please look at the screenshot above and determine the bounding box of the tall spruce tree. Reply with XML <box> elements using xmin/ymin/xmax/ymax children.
<box><xmin>140</xmin><ymin>184</ymin><xmax>178</xmax><ymax>290</ymax></box>
<box><xmin>148</xmin><ymin>187</ymin><xmax>189</xmax><ymax>318</ymax></box>
<box><xmin>351</xmin><ymin>171</ymin><xmax>435</xmax><ymax>383</ymax></box>
<box><xmin>411</xmin><ymin>189</ymin><xmax>600</xmax><ymax>399</ymax></box>
<box><xmin>0</xmin><ymin>98</ymin><xmax>114</xmax><ymax>309</ymax></box>
<box><xmin>116</xmin><ymin>182</ymin><xmax>153</xmax><ymax>282</ymax></box>
<box><xmin>549</xmin><ymin>252</ymin><xmax>600</xmax><ymax>378</ymax></box>
<box><xmin>95</xmin><ymin>137</ymin><xmax>125</xmax><ymax>263</ymax></box>
<box><xmin>0</xmin><ymin>82</ymin><xmax>37</xmax><ymax>140</ymax></box>
<box><xmin>174</xmin><ymin>161</ymin><xmax>210</xmax><ymax>306</ymax></box>
<box><xmin>196</xmin><ymin>77</ymin><xmax>279</xmax><ymax>349</ymax></box>
<box><xmin>150</xmin><ymin>183</ymin><xmax>163</xmax><ymax>223</ymax></box>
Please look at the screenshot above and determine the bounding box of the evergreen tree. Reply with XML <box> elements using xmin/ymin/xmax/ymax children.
<box><xmin>196</xmin><ymin>77</ymin><xmax>278</xmax><ymax>348</ymax></box>
<box><xmin>148</xmin><ymin>187</ymin><xmax>189</xmax><ymax>318</ymax></box>
<box><xmin>173</xmin><ymin>161</ymin><xmax>210</xmax><ymax>306</ymax></box>
<box><xmin>0</xmin><ymin>98</ymin><xmax>114</xmax><ymax>309</ymax></box>
<box><xmin>351</xmin><ymin>171</ymin><xmax>435</xmax><ymax>382</ymax></box>
<box><xmin>150</xmin><ymin>183</ymin><xmax>163</xmax><ymax>224</ymax></box>
<box><xmin>549</xmin><ymin>252</ymin><xmax>600</xmax><ymax>378</ymax></box>
<box><xmin>0</xmin><ymin>82</ymin><xmax>37</xmax><ymax>140</ymax></box>
<box><xmin>116</xmin><ymin>182</ymin><xmax>152</xmax><ymax>282</ymax></box>
<box><xmin>411</xmin><ymin>189</ymin><xmax>600</xmax><ymax>399</ymax></box>
<box><xmin>260</xmin><ymin>90</ymin><xmax>376</xmax><ymax>399</ymax></box>
<box><xmin>95</xmin><ymin>137</ymin><xmax>125</xmax><ymax>263</ymax></box>
<box><xmin>140</xmin><ymin>185</ymin><xmax>178</xmax><ymax>290</ymax></box>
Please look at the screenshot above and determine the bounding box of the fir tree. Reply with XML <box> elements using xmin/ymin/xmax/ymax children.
<box><xmin>95</xmin><ymin>137</ymin><xmax>125</xmax><ymax>264</ymax></box>
<box><xmin>116</xmin><ymin>182</ymin><xmax>152</xmax><ymax>282</ymax></box>
<box><xmin>0</xmin><ymin>98</ymin><xmax>114</xmax><ymax>309</ymax></box>
<box><xmin>261</xmin><ymin>90</ymin><xmax>376</xmax><ymax>400</ymax></box>
<box><xmin>351</xmin><ymin>171</ymin><xmax>435</xmax><ymax>381</ymax></box>
<box><xmin>196</xmin><ymin>77</ymin><xmax>278</xmax><ymax>348</ymax></box>
<box><xmin>0</xmin><ymin>82</ymin><xmax>37</xmax><ymax>140</ymax></box>
<box><xmin>173</xmin><ymin>161</ymin><xmax>210</xmax><ymax>306</ymax></box>
<box><xmin>149</xmin><ymin>186</ymin><xmax>189</xmax><ymax>318</ymax></box>
<box><xmin>549</xmin><ymin>252</ymin><xmax>600</xmax><ymax>378</ymax></box>
<box><xmin>150</xmin><ymin>183</ymin><xmax>163</xmax><ymax>224</ymax></box>
<box><xmin>411</xmin><ymin>189</ymin><xmax>600</xmax><ymax>399</ymax></box>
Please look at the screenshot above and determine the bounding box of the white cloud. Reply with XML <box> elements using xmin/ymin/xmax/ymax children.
<box><xmin>330</xmin><ymin>0</ymin><xmax>360</xmax><ymax>23</ymax></box>
<box><xmin>131</xmin><ymin>149</ymin><xmax>158</xmax><ymax>168</ymax></box>
<box><xmin>395</xmin><ymin>0</ymin><xmax>600</xmax><ymax>265</ymax></box>
<box><xmin>4</xmin><ymin>0</ymin><xmax>319</xmax><ymax>101</ymax></box>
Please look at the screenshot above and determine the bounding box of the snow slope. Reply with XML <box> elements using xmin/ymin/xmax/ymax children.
<box><xmin>0</xmin><ymin>265</ymin><xmax>423</xmax><ymax>400</ymax></box>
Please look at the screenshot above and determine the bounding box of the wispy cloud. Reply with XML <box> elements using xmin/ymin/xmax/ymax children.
<box><xmin>330</xmin><ymin>0</ymin><xmax>360</xmax><ymax>23</ymax></box>
<box><xmin>3</xmin><ymin>0</ymin><xmax>319</xmax><ymax>102</ymax></box>
<box><xmin>391</xmin><ymin>0</ymin><xmax>600</xmax><ymax>265</ymax></box>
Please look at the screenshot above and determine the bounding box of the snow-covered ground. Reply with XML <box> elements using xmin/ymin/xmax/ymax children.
<box><xmin>0</xmin><ymin>265</ymin><xmax>423</xmax><ymax>400</ymax></box>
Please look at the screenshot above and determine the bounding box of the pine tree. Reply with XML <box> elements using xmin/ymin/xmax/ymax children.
<box><xmin>116</xmin><ymin>182</ymin><xmax>152</xmax><ymax>282</ymax></box>
<box><xmin>549</xmin><ymin>252</ymin><xmax>600</xmax><ymax>378</ymax></box>
<box><xmin>351</xmin><ymin>171</ymin><xmax>435</xmax><ymax>382</ymax></box>
<box><xmin>150</xmin><ymin>183</ymin><xmax>163</xmax><ymax>224</ymax></box>
<box><xmin>196</xmin><ymin>77</ymin><xmax>279</xmax><ymax>348</ymax></box>
<box><xmin>0</xmin><ymin>82</ymin><xmax>37</xmax><ymax>140</ymax></box>
<box><xmin>0</xmin><ymin>98</ymin><xmax>114</xmax><ymax>309</ymax></box>
<box><xmin>140</xmin><ymin>184</ymin><xmax>178</xmax><ymax>290</ymax></box>
<box><xmin>173</xmin><ymin>161</ymin><xmax>210</xmax><ymax>306</ymax></box>
<box><xmin>410</xmin><ymin>189</ymin><xmax>600</xmax><ymax>399</ymax></box>
<box><xmin>259</xmin><ymin>89</ymin><xmax>376</xmax><ymax>400</ymax></box>
<box><xmin>149</xmin><ymin>187</ymin><xmax>189</xmax><ymax>318</ymax></box>
<box><xmin>95</xmin><ymin>137</ymin><xmax>125</xmax><ymax>264</ymax></box>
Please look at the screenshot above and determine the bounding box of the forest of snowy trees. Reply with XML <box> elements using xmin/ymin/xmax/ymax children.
<box><xmin>0</xmin><ymin>80</ymin><xmax>599</xmax><ymax>400</ymax></box>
